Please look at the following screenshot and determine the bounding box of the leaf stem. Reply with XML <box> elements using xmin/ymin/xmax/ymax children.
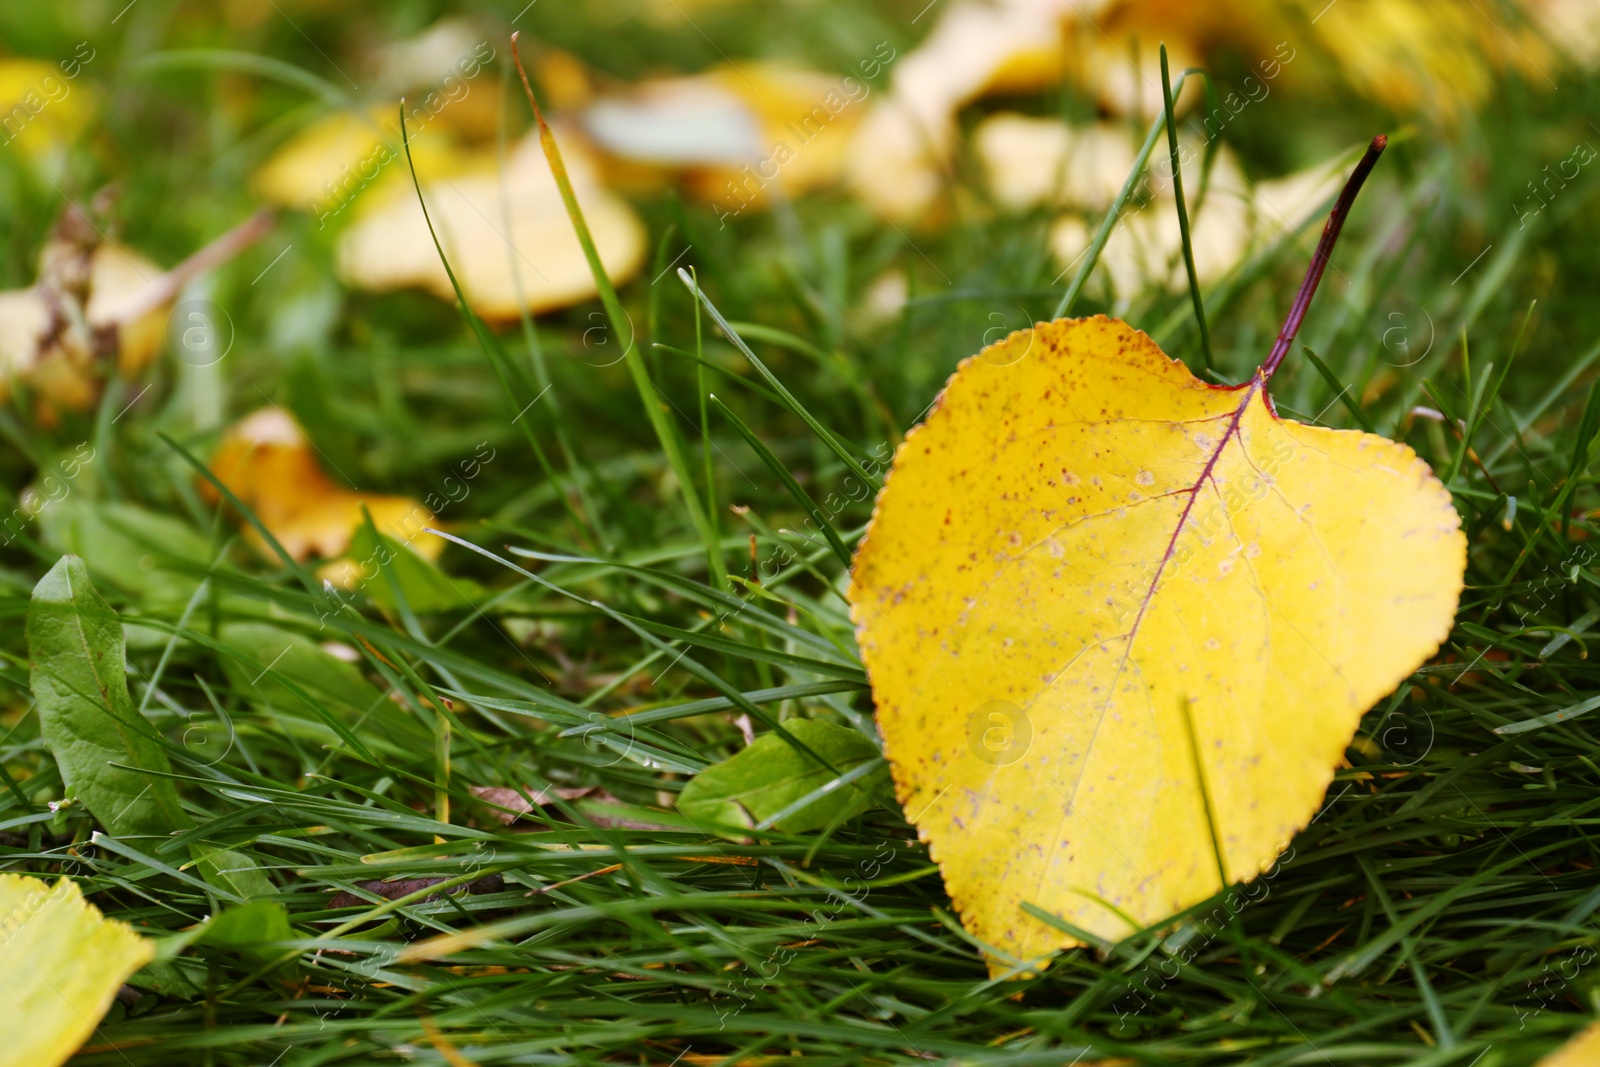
<box><xmin>1260</xmin><ymin>135</ymin><xmax>1387</xmax><ymax>382</ymax></box>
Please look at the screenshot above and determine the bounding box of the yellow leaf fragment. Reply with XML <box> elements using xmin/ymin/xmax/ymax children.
<box><xmin>975</xmin><ymin>116</ymin><xmax>1139</xmax><ymax>213</ymax></box>
<box><xmin>581</xmin><ymin>63</ymin><xmax>867</xmax><ymax>210</ymax></box>
<box><xmin>0</xmin><ymin>58</ymin><xmax>97</xmax><ymax>164</ymax></box>
<box><xmin>1030</xmin><ymin>133</ymin><xmax>1347</xmax><ymax>298</ymax></box>
<box><xmin>84</xmin><ymin>243</ymin><xmax>170</xmax><ymax>378</ymax></box>
<box><xmin>1541</xmin><ymin>1022</ymin><xmax>1600</xmax><ymax>1066</ymax></box>
<box><xmin>846</xmin><ymin>0</ymin><xmax>1078</xmax><ymax>220</ymax></box>
<box><xmin>0</xmin><ymin>201</ymin><xmax>267</xmax><ymax>418</ymax></box>
<box><xmin>1531</xmin><ymin>0</ymin><xmax>1600</xmax><ymax>67</ymax></box>
<box><xmin>0</xmin><ymin>874</ymin><xmax>153</xmax><ymax>1067</ymax></box>
<box><xmin>849</xmin><ymin>317</ymin><xmax>1464</xmax><ymax>971</ymax></box>
<box><xmin>1301</xmin><ymin>0</ymin><xmax>1554</xmax><ymax>120</ymax></box>
<box><xmin>0</xmin><ymin>238</ymin><xmax>166</xmax><ymax>414</ymax></box>
<box><xmin>252</xmin><ymin>106</ymin><xmax>464</xmax><ymax>220</ymax></box>
<box><xmin>205</xmin><ymin>408</ymin><xmax>441</xmax><ymax>565</ymax></box>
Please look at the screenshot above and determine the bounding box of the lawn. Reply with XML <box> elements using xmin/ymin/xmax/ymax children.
<box><xmin>2</xmin><ymin>1</ymin><xmax>1600</xmax><ymax>1064</ymax></box>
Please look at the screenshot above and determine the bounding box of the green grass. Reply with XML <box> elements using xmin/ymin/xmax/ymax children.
<box><xmin>5</xmin><ymin>2</ymin><xmax>1600</xmax><ymax>1064</ymax></box>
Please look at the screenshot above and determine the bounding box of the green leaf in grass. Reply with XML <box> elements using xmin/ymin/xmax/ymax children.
<box><xmin>198</xmin><ymin>899</ymin><xmax>297</xmax><ymax>974</ymax></box>
<box><xmin>28</xmin><ymin>555</ymin><xmax>189</xmax><ymax>839</ymax></box>
<box><xmin>29</xmin><ymin>557</ymin><xmax>277</xmax><ymax>899</ymax></box>
<box><xmin>347</xmin><ymin>524</ymin><xmax>485</xmax><ymax>613</ymax></box>
<box><xmin>38</xmin><ymin>500</ymin><xmax>211</xmax><ymax>603</ymax></box>
<box><xmin>677</xmin><ymin>719</ymin><xmax>887</xmax><ymax>833</ymax></box>
<box><xmin>216</xmin><ymin>622</ymin><xmax>430</xmax><ymax>753</ymax></box>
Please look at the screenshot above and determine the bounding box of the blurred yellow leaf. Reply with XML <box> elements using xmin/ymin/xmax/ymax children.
<box><xmin>205</xmin><ymin>408</ymin><xmax>441</xmax><ymax>566</ymax></box>
<box><xmin>335</xmin><ymin>130</ymin><xmax>645</xmax><ymax>320</ymax></box>
<box><xmin>0</xmin><ymin>201</ymin><xmax>268</xmax><ymax>419</ymax></box>
<box><xmin>1541</xmin><ymin>1022</ymin><xmax>1600</xmax><ymax>1066</ymax></box>
<box><xmin>849</xmin><ymin>316</ymin><xmax>1464</xmax><ymax>971</ymax></box>
<box><xmin>0</xmin><ymin>56</ymin><xmax>97</xmax><ymax>165</ymax></box>
<box><xmin>846</xmin><ymin>0</ymin><xmax>1077</xmax><ymax>220</ymax></box>
<box><xmin>1531</xmin><ymin>0</ymin><xmax>1600</xmax><ymax>67</ymax></box>
<box><xmin>254</xmin><ymin>30</ymin><xmax>592</xmax><ymax>231</ymax></box>
<box><xmin>1301</xmin><ymin>0</ymin><xmax>1553</xmax><ymax>119</ymax></box>
<box><xmin>252</xmin><ymin>106</ymin><xmax>466</xmax><ymax>221</ymax></box>
<box><xmin>975</xmin><ymin>116</ymin><xmax>1139</xmax><ymax>213</ymax></box>
<box><xmin>848</xmin><ymin>0</ymin><xmax>1569</xmax><ymax>221</ymax></box>
<box><xmin>581</xmin><ymin>62</ymin><xmax>869</xmax><ymax>212</ymax></box>
<box><xmin>0</xmin><ymin>874</ymin><xmax>154</xmax><ymax>1067</ymax></box>
<box><xmin>1017</xmin><ymin>125</ymin><xmax>1349</xmax><ymax>298</ymax></box>
<box><xmin>0</xmin><ymin>240</ymin><xmax>166</xmax><ymax>415</ymax></box>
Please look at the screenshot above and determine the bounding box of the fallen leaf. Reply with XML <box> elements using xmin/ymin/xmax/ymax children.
<box><xmin>582</xmin><ymin>63</ymin><xmax>868</xmax><ymax>211</ymax></box>
<box><xmin>582</xmin><ymin>74</ymin><xmax>764</xmax><ymax>171</ymax></box>
<box><xmin>470</xmin><ymin>784</ymin><xmax>597</xmax><ymax>825</ymax></box>
<box><xmin>28</xmin><ymin>555</ymin><xmax>192</xmax><ymax>838</ymax></box>
<box><xmin>1304</xmin><ymin>0</ymin><xmax>1553</xmax><ymax>120</ymax></box>
<box><xmin>28</xmin><ymin>555</ymin><xmax>279</xmax><ymax>901</ymax></box>
<box><xmin>677</xmin><ymin>719</ymin><xmax>888</xmax><ymax>833</ymax></box>
<box><xmin>846</xmin><ymin>0</ymin><xmax>1080</xmax><ymax>220</ymax></box>
<box><xmin>1041</xmin><ymin>139</ymin><xmax>1349</xmax><ymax>298</ymax></box>
<box><xmin>1541</xmin><ymin>1021</ymin><xmax>1600</xmax><ymax>1066</ymax></box>
<box><xmin>0</xmin><ymin>57</ymin><xmax>98</xmax><ymax>166</ymax></box>
<box><xmin>974</xmin><ymin>116</ymin><xmax>1140</xmax><ymax>214</ymax></box>
<box><xmin>1073</xmin><ymin>3</ymin><xmax>1210</xmax><ymax>120</ymax></box>
<box><xmin>0</xmin><ymin>197</ymin><xmax>269</xmax><ymax>417</ymax></box>
<box><xmin>328</xmin><ymin>874</ymin><xmax>505</xmax><ymax>910</ymax></box>
<box><xmin>0</xmin><ymin>874</ymin><xmax>154</xmax><ymax>1067</ymax></box>
<box><xmin>335</xmin><ymin>130</ymin><xmax>645</xmax><ymax>320</ymax></box>
<box><xmin>203</xmin><ymin>407</ymin><xmax>442</xmax><ymax>564</ymax></box>
<box><xmin>253</xmin><ymin>19</ymin><xmax>513</xmax><ymax>218</ymax></box>
<box><xmin>849</xmin><ymin>312</ymin><xmax>1464</xmax><ymax>970</ymax></box>
<box><xmin>252</xmin><ymin>105</ymin><xmax>462</xmax><ymax>218</ymax></box>
<box><xmin>369</xmin><ymin>16</ymin><xmax>504</xmax><ymax>135</ymax></box>
<box><xmin>849</xmin><ymin>0</ymin><xmax>1562</xmax><ymax>221</ymax></box>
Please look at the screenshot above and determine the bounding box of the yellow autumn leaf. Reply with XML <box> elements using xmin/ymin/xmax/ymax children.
<box><xmin>849</xmin><ymin>313</ymin><xmax>1464</xmax><ymax>971</ymax></box>
<box><xmin>0</xmin><ymin>57</ymin><xmax>97</xmax><ymax>165</ymax></box>
<box><xmin>0</xmin><ymin>201</ymin><xmax>269</xmax><ymax>420</ymax></box>
<box><xmin>254</xmin><ymin>19</ymin><xmax>516</xmax><ymax>218</ymax></box>
<box><xmin>335</xmin><ymin>130</ymin><xmax>644</xmax><ymax>320</ymax></box>
<box><xmin>976</xmin><ymin>111</ymin><xmax>1351</xmax><ymax>298</ymax></box>
<box><xmin>1072</xmin><ymin>2</ymin><xmax>1210</xmax><ymax>121</ymax></box>
<box><xmin>579</xmin><ymin>62</ymin><xmax>869</xmax><ymax>212</ymax></box>
<box><xmin>1300</xmin><ymin>0</ymin><xmax>1557</xmax><ymax>119</ymax></box>
<box><xmin>974</xmin><ymin>115</ymin><xmax>1140</xmax><ymax>213</ymax></box>
<box><xmin>0</xmin><ymin>241</ymin><xmax>165</xmax><ymax>414</ymax></box>
<box><xmin>849</xmin><ymin>0</ymin><xmax>1564</xmax><ymax>221</ymax></box>
<box><xmin>1044</xmin><ymin>148</ymin><xmax>1349</xmax><ymax>298</ymax></box>
<box><xmin>1530</xmin><ymin>0</ymin><xmax>1600</xmax><ymax>67</ymax></box>
<box><xmin>0</xmin><ymin>874</ymin><xmax>154</xmax><ymax>1067</ymax></box>
<box><xmin>1542</xmin><ymin>1022</ymin><xmax>1600</xmax><ymax>1066</ymax></box>
<box><xmin>252</xmin><ymin>105</ymin><xmax>472</xmax><ymax>218</ymax></box>
<box><xmin>846</xmin><ymin>0</ymin><xmax>1076</xmax><ymax>220</ymax></box>
<box><xmin>204</xmin><ymin>408</ymin><xmax>441</xmax><ymax>567</ymax></box>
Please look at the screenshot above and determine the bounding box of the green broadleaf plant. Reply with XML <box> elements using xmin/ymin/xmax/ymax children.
<box><xmin>677</xmin><ymin>719</ymin><xmax>888</xmax><ymax>833</ymax></box>
<box><xmin>28</xmin><ymin>556</ymin><xmax>276</xmax><ymax>900</ymax></box>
